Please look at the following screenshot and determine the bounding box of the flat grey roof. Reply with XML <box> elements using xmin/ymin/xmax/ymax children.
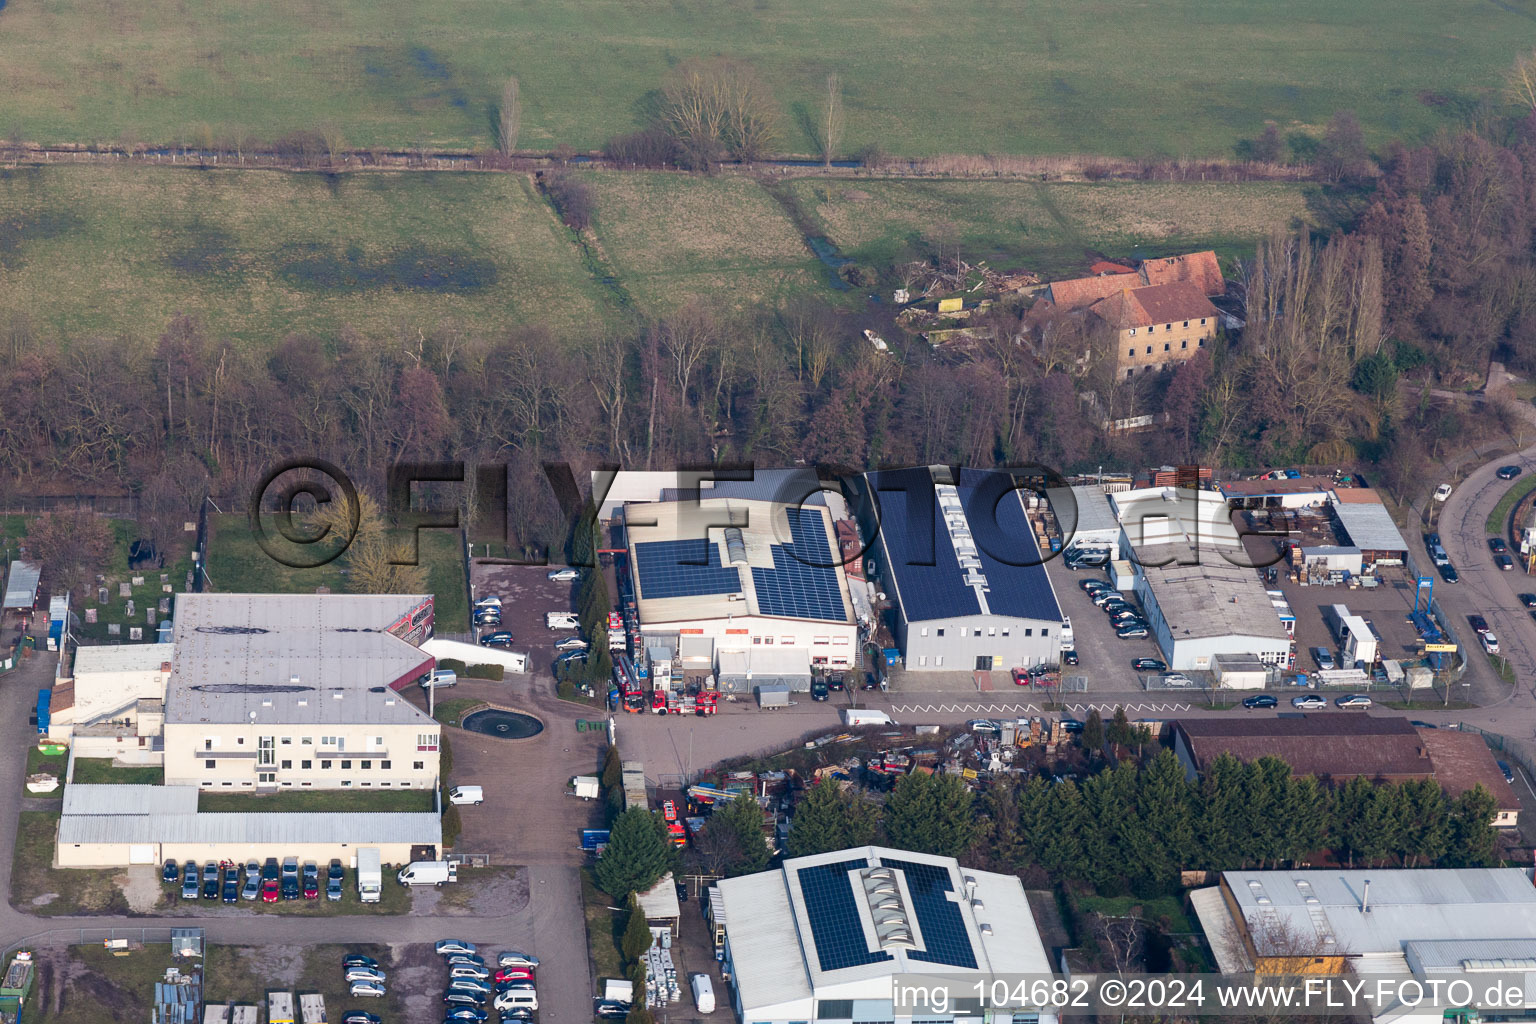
<box><xmin>1331</xmin><ymin>502</ymin><xmax>1409</xmax><ymax>553</ymax></box>
<box><xmin>73</xmin><ymin>644</ymin><xmax>175</xmax><ymax>675</ymax></box>
<box><xmin>1142</xmin><ymin>554</ymin><xmax>1290</xmax><ymax>642</ymax></box>
<box><xmin>3</xmin><ymin>560</ymin><xmax>40</xmax><ymax>610</ymax></box>
<box><xmin>59</xmin><ymin>811</ymin><xmax>443</xmax><ymax>846</ymax></box>
<box><xmin>1221</xmin><ymin>869</ymin><xmax>1536</xmax><ymax>954</ymax></box>
<box><xmin>1064</xmin><ymin>485</ymin><xmax>1120</xmax><ymax>537</ymax></box>
<box><xmin>63</xmin><ymin>784</ymin><xmax>198</xmax><ymax>816</ymax></box>
<box><xmin>166</xmin><ymin>594</ymin><xmax>436</xmax><ymax>727</ymax></box>
<box><xmin>1405</xmin><ymin>939</ymin><xmax>1536</xmax><ymax>969</ymax></box>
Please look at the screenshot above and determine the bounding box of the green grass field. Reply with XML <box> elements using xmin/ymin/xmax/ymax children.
<box><xmin>790</xmin><ymin>178</ymin><xmax>1351</xmax><ymax>279</ymax></box>
<box><xmin>0</xmin><ymin>165</ymin><xmax>613</xmax><ymax>343</ymax></box>
<box><xmin>578</xmin><ymin>170</ymin><xmax>830</xmax><ymax>316</ymax></box>
<box><xmin>204</xmin><ymin>513</ymin><xmax>470</xmax><ymax>631</ymax></box>
<box><xmin>0</xmin><ymin>0</ymin><xmax>1529</xmax><ymax>155</ymax></box>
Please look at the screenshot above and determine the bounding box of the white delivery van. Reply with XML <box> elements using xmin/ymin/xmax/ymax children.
<box><xmin>356</xmin><ymin>848</ymin><xmax>381</xmax><ymax>902</ymax></box>
<box><xmin>1059</xmin><ymin>617</ymin><xmax>1074</xmax><ymax>650</ymax></box>
<box><xmin>495</xmin><ymin>989</ymin><xmax>539</xmax><ymax>1013</ymax></box>
<box><xmin>691</xmin><ymin>973</ymin><xmax>715</xmax><ymax>1014</ymax></box>
<box><xmin>843</xmin><ymin>709</ymin><xmax>894</xmax><ymax>727</ymax></box>
<box><xmin>448</xmin><ymin>786</ymin><xmax>483</xmax><ymax>806</ymax></box>
<box><xmin>546</xmin><ymin>612</ymin><xmax>580</xmax><ymax>630</ymax></box>
<box><xmin>397</xmin><ymin>861</ymin><xmax>458</xmax><ymax>887</ymax></box>
<box><xmin>422</xmin><ymin>669</ymin><xmax>457</xmax><ymax>689</ymax></box>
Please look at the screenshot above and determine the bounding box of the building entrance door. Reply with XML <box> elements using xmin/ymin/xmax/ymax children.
<box><xmin>975</xmin><ymin>655</ymin><xmax>993</xmax><ymax>670</ymax></box>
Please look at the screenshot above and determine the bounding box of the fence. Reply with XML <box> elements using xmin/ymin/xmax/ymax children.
<box><xmin>1401</xmin><ymin>548</ymin><xmax>1468</xmax><ymax>689</ymax></box>
<box><xmin>1</xmin><ymin>926</ymin><xmax>181</xmax><ymax>960</ymax></box>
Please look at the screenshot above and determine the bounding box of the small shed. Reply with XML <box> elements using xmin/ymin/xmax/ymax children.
<box><xmin>1211</xmin><ymin>653</ymin><xmax>1268</xmax><ymax>690</ymax></box>
<box><xmin>716</xmin><ymin>647</ymin><xmax>811</xmax><ymax>694</ymax></box>
<box><xmin>637</xmin><ymin>871</ymin><xmax>682</xmax><ymax>937</ymax></box>
<box><xmin>2</xmin><ymin>560</ymin><xmax>40</xmax><ymax>612</ymax></box>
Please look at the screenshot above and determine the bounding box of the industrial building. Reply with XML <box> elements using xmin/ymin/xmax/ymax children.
<box><xmin>53</xmin><ymin>784</ymin><xmax>439</xmax><ymax>867</ymax></box>
<box><xmin>1171</xmin><ymin>717</ymin><xmax>1519</xmax><ymax>826</ymax></box>
<box><xmin>712</xmin><ymin>846</ymin><xmax>1054</xmax><ymax>1024</ymax></box>
<box><xmin>46</xmin><ymin>643</ymin><xmax>172</xmax><ymax>759</ymax></box>
<box><xmin>1327</xmin><ymin>489</ymin><xmax>1409</xmax><ymax>567</ymax></box>
<box><xmin>622</xmin><ymin>497</ymin><xmax>859</xmax><ymax>687</ymax></box>
<box><xmin>1192</xmin><ymin>868</ymin><xmax>1536</xmax><ymax>1023</ymax></box>
<box><xmin>858</xmin><ymin>467</ymin><xmax>1064</xmax><ymax>671</ymax></box>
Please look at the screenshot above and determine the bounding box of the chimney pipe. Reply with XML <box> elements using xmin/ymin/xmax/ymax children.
<box><xmin>1362</xmin><ymin>879</ymin><xmax>1371</xmax><ymax>914</ymax></box>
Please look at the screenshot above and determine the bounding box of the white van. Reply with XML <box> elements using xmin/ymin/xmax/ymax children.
<box><xmin>495</xmin><ymin>989</ymin><xmax>539</xmax><ymax>1013</ymax></box>
<box><xmin>545</xmin><ymin>612</ymin><xmax>580</xmax><ymax>630</ymax></box>
<box><xmin>422</xmin><ymin>669</ymin><xmax>457</xmax><ymax>689</ymax></box>
<box><xmin>690</xmin><ymin>973</ymin><xmax>715</xmax><ymax>1014</ymax></box>
<box><xmin>397</xmin><ymin>860</ymin><xmax>457</xmax><ymax>886</ymax></box>
<box><xmin>1059</xmin><ymin>617</ymin><xmax>1074</xmax><ymax>650</ymax></box>
<box><xmin>843</xmin><ymin>709</ymin><xmax>894</xmax><ymax>728</ymax></box>
<box><xmin>448</xmin><ymin>786</ymin><xmax>483</xmax><ymax>806</ymax></box>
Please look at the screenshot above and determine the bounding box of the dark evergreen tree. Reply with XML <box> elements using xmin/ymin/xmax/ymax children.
<box><xmin>1138</xmin><ymin>749</ymin><xmax>1196</xmax><ymax>891</ymax></box>
<box><xmin>595</xmin><ymin>806</ymin><xmax>675</xmax><ymax>898</ymax></box>
<box><xmin>1445</xmin><ymin>786</ymin><xmax>1499</xmax><ymax>867</ymax></box>
<box><xmin>702</xmin><ymin>792</ymin><xmax>772</xmax><ymax>875</ymax></box>
<box><xmin>787</xmin><ymin>779</ymin><xmax>877</xmax><ymax>858</ymax></box>
<box><xmin>621</xmin><ymin>892</ymin><xmax>655</xmax><ymax>962</ymax></box>
<box><xmin>1082</xmin><ymin>709</ymin><xmax>1105</xmax><ymax>754</ymax></box>
<box><xmin>1399</xmin><ymin>778</ymin><xmax>1449</xmax><ymax>867</ymax></box>
<box><xmin>883</xmin><ymin>771</ymin><xmax>981</xmax><ymax>859</ymax></box>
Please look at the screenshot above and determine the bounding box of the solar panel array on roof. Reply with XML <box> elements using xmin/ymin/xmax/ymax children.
<box><xmin>798</xmin><ymin>860</ymin><xmax>893</xmax><ymax>972</ymax></box>
<box><xmin>868</xmin><ymin>468</ymin><xmax>981</xmax><ymax>621</ymax></box>
<box><xmin>752</xmin><ymin>508</ymin><xmax>845</xmax><ymax>621</ymax></box>
<box><xmin>959</xmin><ymin>471</ymin><xmax>1062</xmax><ymax>624</ymax></box>
<box><xmin>881</xmin><ymin>857</ymin><xmax>977</xmax><ymax>968</ymax></box>
<box><xmin>633</xmin><ymin>539</ymin><xmax>741</xmax><ymax>600</ymax></box>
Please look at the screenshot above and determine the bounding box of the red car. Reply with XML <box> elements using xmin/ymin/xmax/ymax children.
<box><xmin>496</xmin><ymin>967</ymin><xmax>535</xmax><ymax>984</ymax></box>
<box><xmin>260</xmin><ymin>879</ymin><xmax>280</xmax><ymax>903</ymax></box>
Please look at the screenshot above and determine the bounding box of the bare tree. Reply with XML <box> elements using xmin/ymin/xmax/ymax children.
<box><xmin>822</xmin><ymin>73</ymin><xmax>844</xmax><ymax>166</ymax></box>
<box><xmin>660</xmin><ymin>58</ymin><xmax>778</xmax><ymax>167</ymax></box>
<box><xmin>319</xmin><ymin>123</ymin><xmax>346</xmax><ymax>168</ymax></box>
<box><xmin>1088</xmin><ymin>910</ymin><xmax>1146</xmax><ymax>974</ymax></box>
<box><xmin>1508</xmin><ymin>50</ymin><xmax>1536</xmax><ymax>112</ymax></box>
<box><xmin>499</xmin><ymin>76</ymin><xmax>521</xmax><ymax>158</ymax></box>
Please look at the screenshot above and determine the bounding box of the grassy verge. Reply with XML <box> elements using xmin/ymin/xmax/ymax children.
<box><xmin>432</xmin><ymin>698</ymin><xmax>482</xmax><ymax>728</ymax></box>
<box><xmin>70</xmin><ymin>759</ymin><xmax>165</xmax><ymax>786</ymax></box>
<box><xmin>198</xmin><ymin>790</ymin><xmax>434</xmax><ymax>813</ymax></box>
<box><xmin>10</xmin><ymin>811</ymin><xmax>128</xmax><ymax>916</ymax></box>
<box><xmin>205</xmin><ymin>514</ymin><xmax>470</xmax><ymax>632</ymax></box>
<box><xmin>580</xmin><ymin>867</ymin><xmax>625</xmax><ymax>983</ymax></box>
<box><xmin>1487</xmin><ymin>475</ymin><xmax>1536</xmax><ymax>535</ymax></box>
<box><xmin>23</xmin><ymin>746</ymin><xmax>68</xmax><ymax>792</ymax></box>
<box><xmin>1076</xmin><ymin>893</ymin><xmax>1195</xmax><ymax>934</ymax></box>
<box><xmin>1382</xmin><ymin>700</ymin><xmax>1478</xmax><ymax>710</ymax></box>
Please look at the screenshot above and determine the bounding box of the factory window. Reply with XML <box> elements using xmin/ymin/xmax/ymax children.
<box><xmin>341</xmin><ymin>780</ymin><xmax>352</xmax><ymax>787</ymax></box>
<box><xmin>361</xmin><ymin>761</ymin><xmax>372</xmax><ymax>770</ymax></box>
<box><xmin>987</xmin><ymin>627</ymin><xmax>996</xmax><ymax>636</ymax></box>
<box><xmin>813</xmin><ymin>636</ymin><xmax>829</xmax><ymax>645</ymax></box>
<box><xmin>1024</xmin><ymin>628</ymin><xmax>1032</xmax><ymax>636</ymax></box>
<box><xmin>1200</xmin><ymin>317</ymin><xmax>1207</xmax><ymax>325</ymax></box>
<box><xmin>1126</xmin><ymin>369</ymin><xmax>1134</xmax><ymax>378</ymax></box>
<box><xmin>361</xmin><ymin>782</ymin><xmax>372</xmax><ymax>787</ymax></box>
<box><xmin>258</xmin><ymin>736</ymin><xmax>275</xmax><ymax>766</ymax></box>
<box><xmin>301</xmin><ymin>782</ymin><xmax>312</xmax><ymax>787</ymax></box>
<box><xmin>204</xmin><ymin>738</ymin><xmax>215</xmax><ymax>750</ymax></box>
<box><xmin>1042</xmin><ymin>627</ymin><xmax>1050</xmax><ymax>637</ymax></box>
<box><xmin>919</xmin><ymin>627</ymin><xmax>928</xmax><ymax>637</ymax></box>
<box><xmin>1165</xmin><ymin>323</ymin><xmax>1172</xmax><ymax>330</ymax></box>
<box><xmin>918</xmin><ymin>656</ymin><xmax>927</xmax><ymax>666</ymax></box>
<box><xmin>341</xmin><ymin>760</ymin><xmax>352</xmax><ymax>770</ymax></box>
<box><xmin>935</xmin><ymin>628</ymin><xmax>944</xmax><ymax>637</ymax></box>
<box><xmin>1145</xmin><ymin>346</ymin><xmax>1152</xmax><ymax>355</ymax></box>
<box><xmin>381</xmin><ymin>761</ymin><xmax>391</xmax><ymax>770</ymax></box>
<box><xmin>752</xmin><ymin>636</ymin><xmax>761</xmax><ymax>644</ymax></box>
<box><xmin>1183</xmin><ymin>320</ymin><xmax>1190</xmax><ymax>328</ymax></box>
<box><xmin>381</xmin><ymin>782</ymin><xmax>391</xmax><ymax>786</ymax></box>
<box><xmin>818</xmin><ymin>1002</ymin><xmax>854</xmax><ymax>1018</ymax></box>
<box><xmin>1001</xmin><ymin>628</ymin><xmax>1010</xmax><ymax>637</ymax></box>
<box><xmin>280</xmin><ymin>737</ymin><xmax>292</xmax><ymax>745</ymax></box>
<box><xmin>236</xmin><ymin>738</ymin><xmax>244</xmax><ymax>745</ymax></box>
<box><xmin>281</xmin><ymin>760</ymin><xmax>292</xmax><ymax>770</ymax></box>
<box><xmin>205</xmin><ymin>759</ymin><xmax>215</xmax><ymax>769</ymax></box>
<box><xmin>764</xmin><ymin>637</ymin><xmax>774</xmax><ymax>644</ymax></box>
<box><xmin>301</xmin><ymin>760</ymin><xmax>312</xmax><ymax>770</ymax></box>
<box><xmin>321</xmin><ymin>760</ymin><xmax>332</xmax><ymax>769</ymax></box>
<box><xmin>1128</xmin><ymin>328</ymin><xmax>1137</xmax><ymax>336</ymax></box>
<box><xmin>417</xmin><ymin>734</ymin><xmax>438</xmax><ymax>752</ymax></box>
<box><xmin>258</xmin><ymin>772</ymin><xmax>275</xmax><ymax>784</ymax></box>
<box><xmin>1147</xmin><ymin>325</ymin><xmax>1155</xmax><ymax>333</ymax></box>
<box><xmin>1181</xmin><ymin>340</ymin><xmax>1188</xmax><ymax>349</ymax></box>
<box><xmin>301</xmin><ymin>737</ymin><xmax>313</xmax><ymax>745</ymax></box>
<box><xmin>414</xmin><ymin>761</ymin><xmax>425</xmax><ymax>771</ymax></box>
<box><xmin>1127</xmin><ymin>348</ymin><xmax>1135</xmax><ymax>358</ymax></box>
<box><xmin>935</xmin><ymin>656</ymin><xmax>944</xmax><ymax>666</ymax></box>
<box><xmin>1164</xmin><ymin>343</ymin><xmax>1170</xmax><ymax>352</ymax></box>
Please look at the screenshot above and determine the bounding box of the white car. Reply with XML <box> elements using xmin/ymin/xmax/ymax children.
<box><xmin>474</xmin><ymin>595</ymin><xmax>502</xmax><ymax>609</ymax></box>
<box><xmin>1483</xmin><ymin>632</ymin><xmax>1501</xmax><ymax>655</ymax></box>
<box><xmin>1434</xmin><ymin>482</ymin><xmax>1453</xmax><ymax>502</ymax></box>
<box><xmin>495</xmin><ymin>990</ymin><xmax>540</xmax><ymax>1013</ymax></box>
<box><xmin>449</xmin><ymin>963</ymin><xmax>491</xmax><ymax>980</ymax></box>
<box><xmin>553</xmin><ymin>636</ymin><xmax>589</xmax><ymax>651</ymax></box>
<box><xmin>344</xmin><ymin>967</ymin><xmax>387</xmax><ymax>984</ymax></box>
<box><xmin>436</xmin><ymin>940</ymin><xmax>478</xmax><ymax>956</ymax></box>
<box><xmin>1335</xmin><ymin>694</ymin><xmax>1373</xmax><ymax>709</ymax></box>
<box><xmin>547</xmin><ymin>568</ymin><xmax>580</xmax><ymax>582</ymax></box>
<box><xmin>349</xmin><ymin>982</ymin><xmax>386</xmax><ymax>998</ymax></box>
<box><xmin>497</xmin><ymin>951</ymin><xmax>540</xmax><ymax>968</ymax></box>
<box><xmin>1159</xmin><ymin>673</ymin><xmax>1194</xmax><ymax>688</ymax></box>
<box><xmin>1291</xmin><ymin>694</ymin><xmax>1327</xmax><ymax>710</ymax></box>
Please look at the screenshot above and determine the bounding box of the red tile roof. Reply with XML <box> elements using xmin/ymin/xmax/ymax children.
<box><xmin>1089</xmin><ymin>261</ymin><xmax>1136</xmax><ymax>276</ymax></box>
<box><xmin>1048</xmin><ymin>274</ymin><xmax>1134</xmax><ymax>310</ymax></box>
<box><xmin>1087</xmin><ymin>281</ymin><xmax>1219</xmax><ymax>331</ymax></box>
<box><xmin>1140</xmin><ymin>250</ymin><xmax>1224</xmax><ymax>296</ymax></box>
<box><xmin>1173</xmin><ymin>716</ymin><xmax>1433</xmax><ymax>780</ymax></box>
<box><xmin>1332</xmin><ymin>487</ymin><xmax>1384</xmax><ymax>505</ymax></box>
<box><xmin>1416</xmin><ymin>728</ymin><xmax>1521</xmax><ymax>812</ymax></box>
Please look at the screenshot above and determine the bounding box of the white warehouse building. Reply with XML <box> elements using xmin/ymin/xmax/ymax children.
<box><xmin>713</xmin><ymin>846</ymin><xmax>1056</xmax><ymax>1024</ymax></box>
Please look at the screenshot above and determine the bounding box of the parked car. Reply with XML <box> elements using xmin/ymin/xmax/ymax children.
<box><xmin>473</xmin><ymin>610</ymin><xmax>502</xmax><ymax>625</ymax></box>
<box><xmin>1132</xmin><ymin>658</ymin><xmax>1166</xmax><ymax>672</ymax></box>
<box><xmin>202</xmin><ymin>862</ymin><xmax>220</xmax><ymax>900</ymax></box>
<box><xmin>446</xmin><ymin>954</ymin><xmax>486</xmax><ymax>968</ymax></box>
<box><xmin>262</xmin><ymin>858</ymin><xmax>279</xmax><ymax>881</ymax></box>
<box><xmin>1335</xmin><ymin>694</ymin><xmax>1373</xmax><ymax>709</ymax></box>
<box><xmin>342</xmin><ymin>955</ymin><xmax>380</xmax><ymax>970</ymax></box>
<box><xmin>479</xmin><ymin>632</ymin><xmax>515</xmax><ymax>647</ymax></box>
<box><xmin>810</xmin><ymin>679</ymin><xmax>829</xmax><ymax>701</ymax></box>
<box><xmin>260</xmin><ymin>878</ymin><xmax>280</xmax><ymax>903</ymax></box>
<box><xmin>444</xmin><ymin>1010</ymin><xmax>489</xmax><ymax>1024</ymax></box>
<box><xmin>967</xmin><ymin>719</ymin><xmax>1001</xmax><ymax>734</ymax></box>
<box><xmin>495</xmin><ymin>967</ymin><xmax>535</xmax><ymax>984</ymax></box>
<box><xmin>1434</xmin><ymin>483</ymin><xmax>1453</xmax><ymax>501</ymax></box>
<box><xmin>327</xmin><ymin>859</ymin><xmax>344</xmax><ymax>901</ymax></box>
<box><xmin>1059</xmin><ymin>718</ymin><xmax>1084</xmax><ymax>734</ymax></box>
<box><xmin>448</xmin><ymin>786</ymin><xmax>484</xmax><ymax>806</ymax></box>
<box><xmin>221</xmin><ymin>867</ymin><xmax>239</xmax><ymax>903</ymax></box>
<box><xmin>495</xmin><ymin>951</ymin><xmax>538</xmax><ymax>968</ymax></box>
<box><xmin>553</xmin><ymin>636</ymin><xmax>589</xmax><ymax>651</ymax></box>
<box><xmin>1498</xmin><ymin>465</ymin><xmax>1524</xmax><ymax>480</ymax></box>
<box><xmin>1080</xmin><ymin>579</ymin><xmax>1109</xmax><ymax>594</ymax></box>
<box><xmin>473</xmin><ymin>594</ymin><xmax>502</xmax><ymax>609</ymax></box>
<box><xmin>242</xmin><ymin>871</ymin><xmax>260</xmax><ymax>901</ymax></box>
<box><xmin>1439</xmin><ymin>562</ymin><xmax>1460</xmax><ymax>583</ymax></box>
<box><xmin>344</xmin><ymin>967</ymin><xmax>387</xmax><ymax>984</ymax></box>
<box><xmin>1490</xmin><ymin>537</ymin><xmax>1509</xmax><ymax>554</ymax></box>
<box><xmin>827</xmin><ymin>672</ymin><xmax>846</xmax><ymax>691</ymax></box>
<box><xmin>181</xmin><ymin>864</ymin><xmax>199</xmax><ymax>900</ymax></box>
<box><xmin>349</xmin><ymin>982</ymin><xmax>386</xmax><ymax>998</ymax></box>
<box><xmin>437</xmin><ymin>940</ymin><xmax>478</xmax><ymax>956</ymax></box>
<box><xmin>1091</xmin><ymin>590</ymin><xmax>1121</xmax><ymax>607</ymax></box>
<box><xmin>340</xmin><ymin>1013</ymin><xmax>382</xmax><ymax>1024</ymax></box>
<box><xmin>1242</xmin><ymin>694</ymin><xmax>1279</xmax><ymax>709</ymax></box>
<box><xmin>1158</xmin><ymin>673</ymin><xmax>1194</xmax><ymax>688</ymax></box>
<box><xmin>496</xmin><ymin>981</ymin><xmax>535</xmax><ymax>993</ymax></box>
<box><xmin>1409</xmin><ymin>720</ymin><xmax>1437</xmax><ymax>729</ymax></box>
<box><xmin>1483</xmin><ymin>632</ymin><xmax>1501</xmax><ymax>655</ymax></box>
<box><xmin>1470</xmin><ymin>614</ymin><xmax>1490</xmax><ymax>634</ymax></box>
<box><xmin>444</xmin><ymin>992</ymin><xmax>487</xmax><ymax>1008</ymax></box>
<box><xmin>303</xmin><ymin>861</ymin><xmax>320</xmax><ymax>899</ymax></box>
<box><xmin>449</xmin><ymin>964</ymin><xmax>491</xmax><ymax>980</ymax></box>
<box><xmin>449</xmin><ymin>979</ymin><xmax>493</xmax><ymax>996</ymax></box>
<box><xmin>595</xmin><ymin>1002</ymin><xmax>630</xmax><ymax>1020</ymax></box>
<box><xmin>281</xmin><ymin>858</ymin><xmax>300</xmax><ymax>900</ymax></box>
<box><xmin>1061</xmin><ymin>649</ymin><xmax>1079</xmax><ymax>666</ymax></box>
<box><xmin>677</xmin><ymin>881</ymin><xmax>688</xmax><ymax>902</ymax></box>
<box><xmin>1520</xmin><ymin>594</ymin><xmax>1536</xmax><ymax>609</ymax></box>
<box><xmin>1292</xmin><ymin>694</ymin><xmax>1328</xmax><ymax>710</ymax></box>
<box><xmin>1498</xmin><ymin>759</ymin><xmax>1516</xmax><ymax>783</ymax></box>
<box><xmin>547</xmin><ymin>568</ymin><xmax>580</xmax><ymax>582</ymax></box>
<box><xmin>1115</xmin><ymin>625</ymin><xmax>1148</xmax><ymax>639</ymax></box>
<box><xmin>1496</xmin><ymin>554</ymin><xmax>1515</xmax><ymax>571</ymax></box>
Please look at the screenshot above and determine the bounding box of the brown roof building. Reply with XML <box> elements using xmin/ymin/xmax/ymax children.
<box><xmin>1171</xmin><ymin>717</ymin><xmax>1519</xmax><ymax>827</ymax></box>
<box><xmin>1140</xmin><ymin>250</ymin><xmax>1225</xmax><ymax>297</ymax></box>
<box><xmin>1089</xmin><ymin>281</ymin><xmax>1220</xmax><ymax>377</ymax></box>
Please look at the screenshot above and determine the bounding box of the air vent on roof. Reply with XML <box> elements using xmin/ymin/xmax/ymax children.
<box><xmin>979</xmin><ymin>923</ymin><xmax>993</xmax><ymax>936</ymax></box>
<box><xmin>332</xmin><ymin>692</ymin><xmax>343</xmax><ymax>700</ymax></box>
<box><xmin>261</xmin><ymin>700</ymin><xmax>272</xmax><ymax>707</ymax></box>
<box><xmin>723</xmin><ymin>528</ymin><xmax>748</xmax><ymax>566</ymax></box>
<box><xmin>290</xmin><ymin>673</ymin><xmax>300</xmax><ymax>685</ymax></box>
<box><xmin>296</xmin><ymin>700</ymin><xmax>307</xmax><ymax>707</ymax></box>
<box><xmin>971</xmin><ymin>899</ymin><xmax>984</xmax><ymax>911</ymax></box>
<box><xmin>385</xmin><ymin>698</ymin><xmax>396</xmax><ymax>706</ymax></box>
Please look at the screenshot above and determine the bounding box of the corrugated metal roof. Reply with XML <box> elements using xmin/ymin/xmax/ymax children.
<box><xmin>1175</xmin><ymin>717</ymin><xmax>1430</xmax><ymax>778</ymax></box>
<box><xmin>59</xmin><ymin>811</ymin><xmax>442</xmax><ymax>846</ymax></box>
<box><xmin>2</xmin><ymin>560</ymin><xmax>40</xmax><ymax>610</ymax></box>
<box><xmin>1331</xmin><ymin>502</ymin><xmax>1409</xmax><ymax>553</ymax></box>
<box><xmin>63</xmin><ymin>784</ymin><xmax>198</xmax><ymax>816</ymax></box>
<box><xmin>1062</xmin><ymin>485</ymin><xmax>1120</xmax><ymax>537</ymax></box>
<box><xmin>637</xmin><ymin>872</ymin><xmax>681</xmax><ymax>920</ymax></box>
<box><xmin>1406</xmin><ymin>939</ymin><xmax>1536</xmax><ymax>969</ymax></box>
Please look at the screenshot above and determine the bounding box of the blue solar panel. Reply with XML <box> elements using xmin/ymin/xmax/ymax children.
<box><xmin>633</xmin><ymin>539</ymin><xmax>741</xmax><ymax>600</ymax></box>
<box><xmin>959</xmin><ymin>470</ymin><xmax>1062</xmax><ymax>624</ymax></box>
<box><xmin>880</xmin><ymin>858</ymin><xmax>977</xmax><ymax>968</ymax></box>
<box><xmin>751</xmin><ymin>507</ymin><xmax>846</xmax><ymax>622</ymax></box>
<box><xmin>797</xmin><ymin>860</ymin><xmax>893</xmax><ymax>973</ymax></box>
<box><xmin>867</xmin><ymin>468</ymin><xmax>982</xmax><ymax>621</ymax></box>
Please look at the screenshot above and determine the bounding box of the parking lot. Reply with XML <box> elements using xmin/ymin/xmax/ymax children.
<box><xmin>471</xmin><ymin>563</ymin><xmax>584</xmax><ymax>681</ymax></box>
<box><xmin>1041</xmin><ymin>555</ymin><xmax>1164</xmax><ymax>688</ymax></box>
<box><xmin>1270</xmin><ymin>563</ymin><xmax>1432</xmax><ymax>676</ymax></box>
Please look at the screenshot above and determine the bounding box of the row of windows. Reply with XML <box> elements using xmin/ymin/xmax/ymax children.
<box><xmin>205</xmin><ymin>780</ymin><xmax>415</xmax><ymax>788</ymax></box>
<box><xmin>917</xmin><ymin>625</ymin><xmax>1050</xmax><ymax>638</ymax></box>
<box><xmin>1129</xmin><ymin>338</ymin><xmax>1204</xmax><ymax>357</ymax></box>
<box><xmin>203</xmin><ymin>734</ymin><xmax>404</xmax><ymax>750</ymax></box>
<box><xmin>205</xmin><ymin>758</ymin><xmax>425</xmax><ymax>771</ymax></box>
<box><xmin>1129</xmin><ymin>317</ymin><xmax>1206</xmax><ymax>336</ymax></box>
